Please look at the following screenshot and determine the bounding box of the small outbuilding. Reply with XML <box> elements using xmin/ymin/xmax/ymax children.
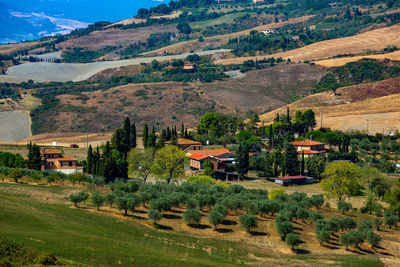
<box><xmin>274</xmin><ymin>176</ymin><xmax>314</xmax><ymax>186</ymax></box>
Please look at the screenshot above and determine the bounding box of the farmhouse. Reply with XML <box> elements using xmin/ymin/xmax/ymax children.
<box><xmin>170</xmin><ymin>138</ymin><xmax>203</xmax><ymax>152</ymax></box>
<box><xmin>290</xmin><ymin>140</ymin><xmax>326</xmax><ymax>158</ymax></box>
<box><xmin>274</xmin><ymin>176</ymin><xmax>314</xmax><ymax>186</ymax></box>
<box><xmin>189</xmin><ymin>149</ymin><xmax>234</xmax><ymax>170</ymax></box>
<box><xmin>41</xmin><ymin>149</ymin><xmax>82</xmax><ymax>174</ymax></box>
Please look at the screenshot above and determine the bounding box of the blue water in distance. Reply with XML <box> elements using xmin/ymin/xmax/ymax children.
<box><xmin>1</xmin><ymin>0</ymin><xmax>164</xmax><ymax>23</ymax></box>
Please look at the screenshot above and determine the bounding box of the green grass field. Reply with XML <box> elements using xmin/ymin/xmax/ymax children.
<box><xmin>0</xmin><ymin>183</ymin><xmax>386</xmax><ymax>266</ymax></box>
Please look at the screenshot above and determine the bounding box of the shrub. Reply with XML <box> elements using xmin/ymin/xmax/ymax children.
<box><xmin>208</xmin><ymin>210</ymin><xmax>224</xmax><ymax>230</ymax></box>
<box><xmin>268</xmin><ymin>188</ymin><xmax>285</xmax><ymax>200</ymax></box>
<box><xmin>358</xmin><ymin>220</ymin><xmax>373</xmax><ymax>232</ymax></box>
<box><xmin>9</xmin><ymin>169</ymin><xmax>23</xmax><ymax>183</ymax></box>
<box><xmin>69</xmin><ymin>194</ymin><xmax>83</xmax><ymax>207</ymax></box>
<box><xmin>347</xmin><ymin>230</ymin><xmax>365</xmax><ymax>248</ymax></box>
<box><xmin>309</xmin><ymin>211</ymin><xmax>323</xmax><ymax>224</ymax></box>
<box><xmin>106</xmin><ymin>193</ymin><xmax>115</xmax><ymax>207</ymax></box>
<box><xmin>366</xmin><ymin>230</ymin><xmax>381</xmax><ymax>249</ymax></box>
<box><xmin>373</xmin><ymin>218</ymin><xmax>383</xmax><ymax>231</ymax></box>
<box><xmin>148</xmin><ymin>209</ymin><xmax>163</xmax><ymax>225</ymax></box>
<box><xmin>339</xmin><ymin>217</ymin><xmax>357</xmax><ymax>231</ymax></box>
<box><xmin>186</xmin><ymin>175</ymin><xmax>215</xmax><ymax>185</ymax></box>
<box><xmin>384</xmin><ymin>215</ymin><xmax>398</xmax><ymax>229</ymax></box>
<box><xmin>238</xmin><ymin>214</ymin><xmax>258</xmax><ymax>233</ymax></box>
<box><xmin>285</xmin><ymin>233</ymin><xmax>301</xmax><ymax>251</ymax></box>
<box><xmin>309</xmin><ymin>194</ymin><xmax>324</xmax><ymax>209</ymax></box>
<box><xmin>339</xmin><ymin>233</ymin><xmax>351</xmax><ymax>250</ymax></box>
<box><xmin>337</xmin><ymin>200</ymin><xmax>352</xmax><ymax>215</ymax></box>
<box><xmin>316</xmin><ymin>230</ymin><xmax>331</xmax><ymax>245</ymax></box>
<box><xmin>185</xmin><ymin>198</ymin><xmax>198</xmax><ymax>209</ymax></box>
<box><xmin>213</xmin><ymin>205</ymin><xmax>228</xmax><ymax>217</ymax></box>
<box><xmin>276</xmin><ymin>221</ymin><xmax>293</xmax><ymax>240</ymax></box>
<box><xmin>183</xmin><ymin>209</ymin><xmax>202</xmax><ymax>225</ymax></box>
<box><xmin>91</xmin><ymin>192</ymin><xmax>105</xmax><ymax>211</ymax></box>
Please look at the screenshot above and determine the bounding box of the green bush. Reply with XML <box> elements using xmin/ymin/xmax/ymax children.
<box><xmin>285</xmin><ymin>233</ymin><xmax>301</xmax><ymax>251</ymax></box>
<box><xmin>183</xmin><ymin>209</ymin><xmax>202</xmax><ymax>225</ymax></box>
<box><xmin>238</xmin><ymin>214</ymin><xmax>258</xmax><ymax>233</ymax></box>
<box><xmin>208</xmin><ymin>210</ymin><xmax>224</xmax><ymax>230</ymax></box>
<box><xmin>148</xmin><ymin>209</ymin><xmax>163</xmax><ymax>224</ymax></box>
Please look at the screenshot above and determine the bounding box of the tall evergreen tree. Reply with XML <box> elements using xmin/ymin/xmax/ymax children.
<box><xmin>26</xmin><ymin>142</ymin><xmax>41</xmax><ymax>170</ymax></box>
<box><xmin>130</xmin><ymin>122</ymin><xmax>137</xmax><ymax>149</ymax></box>
<box><xmin>123</xmin><ymin>117</ymin><xmax>131</xmax><ymax>149</ymax></box>
<box><xmin>285</xmin><ymin>143</ymin><xmax>300</xmax><ymax>176</ymax></box>
<box><xmin>235</xmin><ymin>142</ymin><xmax>250</xmax><ymax>180</ymax></box>
<box><xmin>87</xmin><ymin>145</ymin><xmax>93</xmax><ymax>174</ymax></box>
<box><xmin>143</xmin><ymin>123</ymin><xmax>149</xmax><ymax>148</ymax></box>
<box><xmin>180</xmin><ymin>123</ymin><xmax>185</xmax><ymax>138</ymax></box>
<box><xmin>149</xmin><ymin>125</ymin><xmax>157</xmax><ymax>148</ymax></box>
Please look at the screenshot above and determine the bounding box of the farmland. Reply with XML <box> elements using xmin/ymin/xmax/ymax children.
<box><xmin>0</xmin><ymin>111</ymin><xmax>31</xmax><ymax>142</ymax></box>
<box><xmin>260</xmin><ymin>77</ymin><xmax>400</xmax><ymax>134</ymax></box>
<box><xmin>0</xmin><ymin>182</ymin><xmax>397</xmax><ymax>266</ymax></box>
<box><xmin>215</xmin><ymin>23</ymin><xmax>400</xmax><ymax>65</ymax></box>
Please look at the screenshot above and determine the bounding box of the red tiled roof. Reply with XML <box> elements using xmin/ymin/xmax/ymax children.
<box><xmin>177</xmin><ymin>138</ymin><xmax>202</xmax><ymax>145</ymax></box>
<box><xmin>43</xmin><ymin>149</ymin><xmax>61</xmax><ymax>154</ymax></box>
<box><xmin>190</xmin><ymin>154</ymin><xmax>210</xmax><ymax>161</ymax></box>
<box><xmin>191</xmin><ymin>149</ymin><xmax>232</xmax><ymax>157</ymax></box>
<box><xmin>275</xmin><ymin>176</ymin><xmax>310</xmax><ymax>181</ymax></box>
<box><xmin>291</xmin><ymin>140</ymin><xmax>325</xmax><ymax>146</ymax></box>
<box><xmin>58</xmin><ymin>155</ymin><xmax>77</xmax><ymax>161</ymax></box>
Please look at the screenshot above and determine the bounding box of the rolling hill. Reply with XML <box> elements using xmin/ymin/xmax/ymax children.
<box><xmin>260</xmin><ymin>77</ymin><xmax>400</xmax><ymax>134</ymax></box>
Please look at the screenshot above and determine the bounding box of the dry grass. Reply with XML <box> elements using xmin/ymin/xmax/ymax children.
<box><xmin>260</xmin><ymin>77</ymin><xmax>400</xmax><ymax>134</ymax></box>
<box><xmin>314</xmin><ymin>50</ymin><xmax>400</xmax><ymax>67</ymax></box>
<box><xmin>207</xmin><ymin>15</ymin><xmax>314</xmax><ymax>40</ymax></box>
<box><xmin>0</xmin><ymin>41</ymin><xmax>45</xmax><ymax>55</ymax></box>
<box><xmin>215</xmin><ymin>23</ymin><xmax>400</xmax><ymax>65</ymax></box>
<box><xmin>151</xmin><ymin>11</ymin><xmax>183</xmax><ymax>19</ymax></box>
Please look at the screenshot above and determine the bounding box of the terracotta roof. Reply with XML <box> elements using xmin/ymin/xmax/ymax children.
<box><xmin>190</xmin><ymin>154</ymin><xmax>210</xmax><ymax>161</ymax></box>
<box><xmin>291</xmin><ymin>140</ymin><xmax>325</xmax><ymax>146</ymax></box>
<box><xmin>275</xmin><ymin>176</ymin><xmax>310</xmax><ymax>181</ymax></box>
<box><xmin>190</xmin><ymin>149</ymin><xmax>232</xmax><ymax>157</ymax></box>
<box><xmin>177</xmin><ymin>138</ymin><xmax>202</xmax><ymax>145</ymax></box>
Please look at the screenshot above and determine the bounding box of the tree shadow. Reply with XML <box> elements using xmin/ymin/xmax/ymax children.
<box><xmin>128</xmin><ymin>214</ymin><xmax>147</xmax><ymax>220</ymax></box>
<box><xmin>222</xmin><ymin>219</ymin><xmax>237</xmax><ymax>226</ymax></box>
<box><xmin>292</xmin><ymin>226</ymin><xmax>303</xmax><ymax>231</ymax></box>
<box><xmin>347</xmin><ymin>248</ymin><xmax>365</xmax><ymax>255</ymax></box>
<box><xmin>163</xmin><ymin>214</ymin><xmax>181</xmax><ymax>220</ymax></box>
<box><xmin>321</xmin><ymin>243</ymin><xmax>340</xmax><ymax>250</ymax></box>
<box><xmin>171</xmin><ymin>209</ymin><xmax>183</xmax><ymax>214</ymax></box>
<box><xmin>188</xmin><ymin>224</ymin><xmax>212</xmax><ymax>229</ymax></box>
<box><xmin>155</xmin><ymin>224</ymin><xmax>173</xmax><ymax>230</ymax></box>
<box><xmin>134</xmin><ymin>210</ymin><xmax>147</xmax><ymax>214</ymax></box>
<box><xmin>216</xmin><ymin>228</ymin><xmax>233</xmax><ymax>233</ymax></box>
<box><xmin>359</xmin><ymin>247</ymin><xmax>374</xmax><ymax>254</ymax></box>
<box><xmin>250</xmin><ymin>231</ymin><xmax>268</xmax><ymax>236</ymax></box>
<box><xmin>294</xmin><ymin>248</ymin><xmax>310</xmax><ymax>255</ymax></box>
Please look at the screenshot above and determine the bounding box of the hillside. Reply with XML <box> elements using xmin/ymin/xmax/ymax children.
<box><xmin>215</xmin><ymin>23</ymin><xmax>400</xmax><ymax>64</ymax></box>
<box><xmin>260</xmin><ymin>77</ymin><xmax>400</xmax><ymax>134</ymax></box>
<box><xmin>27</xmin><ymin>63</ymin><xmax>325</xmax><ymax>134</ymax></box>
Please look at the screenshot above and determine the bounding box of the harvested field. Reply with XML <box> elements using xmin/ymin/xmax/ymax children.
<box><xmin>207</xmin><ymin>15</ymin><xmax>314</xmax><ymax>40</ymax></box>
<box><xmin>215</xmin><ymin>23</ymin><xmax>400</xmax><ymax>65</ymax></box>
<box><xmin>314</xmin><ymin>50</ymin><xmax>400</xmax><ymax>67</ymax></box>
<box><xmin>260</xmin><ymin>77</ymin><xmax>400</xmax><ymax>134</ymax></box>
<box><xmin>0</xmin><ymin>111</ymin><xmax>31</xmax><ymax>142</ymax></box>
<box><xmin>0</xmin><ymin>41</ymin><xmax>45</xmax><ymax>55</ymax></box>
<box><xmin>56</xmin><ymin>24</ymin><xmax>178</xmax><ymax>51</ymax></box>
<box><xmin>151</xmin><ymin>11</ymin><xmax>183</xmax><ymax>19</ymax></box>
<box><xmin>0</xmin><ymin>49</ymin><xmax>230</xmax><ymax>82</ymax></box>
<box><xmin>200</xmin><ymin>63</ymin><xmax>327</xmax><ymax>114</ymax></box>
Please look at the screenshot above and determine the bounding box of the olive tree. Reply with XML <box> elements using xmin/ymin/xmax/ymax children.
<box><xmin>239</xmin><ymin>214</ymin><xmax>258</xmax><ymax>233</ymax></box>
<box><xmin>148</xmin><ymin>209</ymin><xmax>163</xmax><ymax>225</ymax></box>
<box><xmin>91</xmin><ymin>192</ymin><xmax>105</xmax><ymax>211</ymax></box>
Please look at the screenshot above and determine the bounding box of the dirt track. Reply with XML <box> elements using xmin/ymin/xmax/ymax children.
<box><xmin>0</xmin><ymin>49</ymin><xmax>230</xmax><ymax>83</ymax></box>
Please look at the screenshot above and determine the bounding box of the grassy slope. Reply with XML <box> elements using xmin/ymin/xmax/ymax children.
<box><xmin>0</xmin><ymin>183</ymin><xmax>386</xmax><ymax>267</ymax></box>
<box><xmin>0</xmin><ymin>185</ymin><xmax>249</xmax><ymax>266</ymax></box>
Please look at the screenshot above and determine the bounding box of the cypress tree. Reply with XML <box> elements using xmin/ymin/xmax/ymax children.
<box><xmin>180</xmin><ymin>123</ymin><xmax>185</xmax><ymax>138</ymax></box>
<box><xmin>301</xmin><ymin>151</ymin><xmax>305</xmax><ymax>176</ymax></box>
<box><xmin>284</xmin><ymin>143</ymin><xmax>300</xmax><ymax>176</ymax></box>
<box><xmin>143</xmin><ymin>124</ymin><xmax>149</xmax><ymax>148</ymax></box>
<box><xmin>150</xmin><ymin>125</ymin><xmax>157</xmax><ymax>148</ymax></box>
<box><xmin>184</xmin><ymin>129</ymin><xmax>189</xmax><ymax>139</ymax></box>
<box><xmin>166</xmin><ymin>126</ymin><xmax>171</xmax><ymax>140</ymax></box>
<box><xmin>286</xmin><ymin>107</ymin><xmax>290</xmax><ymax>124</ymax></box>
<box><xmin>123</xmin><ymin>117</ymin><xmax>131</xmax><ymax>150</ymax></box>
<box><xmin>130</xmin><ymin>123</ymin><xmax>137</xmax><ymax>149</ymax></box>
<box><xmin>27</xmin><ymin>142</ymin><xmax>41</xmax><ymax>170</ymax></box>
<box><xmin>87</xmin><ymin>145</ymin><xmax>93</xmax><ymax>174</ymax></box>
